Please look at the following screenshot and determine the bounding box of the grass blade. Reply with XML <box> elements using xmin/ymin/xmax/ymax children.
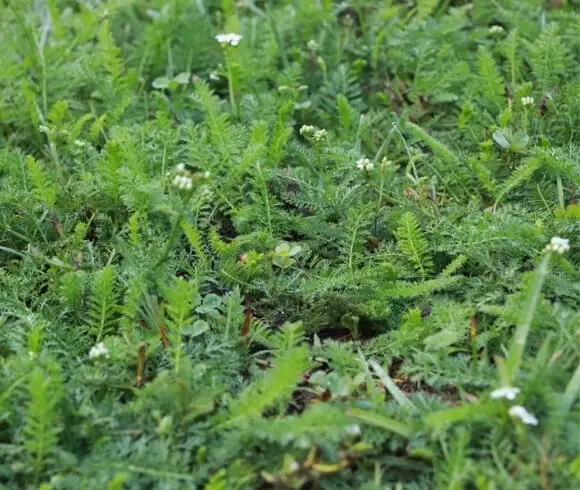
<box><xmin>347</xmin><ymin>408</ymin><xmax>413</xmax><ymax>438</ymax></box>
<box><xmin>563</xmin><ymin>362</ymin><xmax>580</xmax><ymax>414</ymax></box>
<box><xmin>424</xmin><ymin>402</ymin><xmax>497</xmax><ymax>429</ymax></box>
<box><xmin>370</xmin><ymin>360</ymin><xmax>418</xmax><ymax>413</ymax></box>
<box><xmin>504</xmin><ymin>255</ymin><xmax>551</xmax><ymax>383</ymax></box>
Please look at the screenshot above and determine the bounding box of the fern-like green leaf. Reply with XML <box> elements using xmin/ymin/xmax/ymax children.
<box><xmin>337</xmin><ymin>94</ymin><xmax>354</xmax><ymax>131</ymax></box>
<box><xmin>251</xmin><ymin>404</ymin><xmax>358</xmax><ymax>446</ymax></box>
<box><xmin>269</xmin><ymin>101</ymin><xmax>294</xmax><ymax>164</ymax></box>
<box><xmin>181</xmin><ymin>219</ymin><xmax>208</xmax><ymax>267</ymax></box>
<box><xmin>23</xmin><ymin>365</ymin><xmax>63</xmax><ymax>482</ymax></box>
<box><xmin>467</xmin><ymin>156</ymin><xmax>499</xmax><ymax>197</ymax></box>
<box><xmin>227</xmin><ymin>346</ymin><xmax>310</xmax><ymax>423</ymax></box>
<box><xmin>440</xmin><ymin>255</ymin><xmax>467</xmax><ymax>278</ymax></box>
<box><xmin>494</xmin><ymin>155</ymin><xmax>543</xmax><ymax>208</ymax></box>
<box><xmin>396</xmin><ymin>212</ymin><xmax>433</xmax><ymax>279</ymax></box>
<box><xmin>26</xmin><ymin>156</ymin><xmax>57</xmax><ymax>207</ymax></box>
<box><xmin>195</xmin><ymin>81</ymin><xmax>240</xmax><ymax>161</ymax></box>
<box><xmin>87</xmin><ymin>266</ymin><xmax>118</xmax><ymax>341</ymax></box>
<box><xmin>529</xmin><ymin>24</ymin><xmax>569</xmax><ymax>92</ymax></box>
<box><xmin>162</xmin><ymin>277</ymin><xmax>202</xmax><ymax>373</ymax></box>
<box><xmin>405</xmin><ymin>121</ymin><xmax>459</xmax><ymax>164</ymax></box>
<box><xmin>477</xmin><ymin>46</ymin><xmax>505</xmax><ymax>109</ymax></box>
<box><xmin>381</xmin><ymin>276</ymin><xmax>462</xmax><ymax>299</ymax></box>
<box><xmin>416</xmin><ymin>0</ymin><xmax>439</xmax><ymax>20</ymax></box>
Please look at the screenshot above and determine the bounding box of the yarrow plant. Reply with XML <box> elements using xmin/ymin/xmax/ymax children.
<box><xmin>215</xmin><ymin>33</ymin><xmax>242</xmax><ymax>116</ymax></box>
<box><xmin>544</xmin><ymin>236</ymin><xmax>570</xmax><ymax>254</ymax></box>
<box><xmin>1</xmin><ymin>1</ymin><xmax>579</xmax><ymax>488</ymax></box>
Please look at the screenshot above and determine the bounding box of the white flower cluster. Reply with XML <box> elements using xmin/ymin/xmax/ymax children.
<box><xmin>89</xmin><ymin>342</ymin><xmax>109</xmax><ymax>360</ymax></box>
<box><xmin>491</xmin><ymin>385</ymin><xmax>538</xmax><ymax>425</ymax></box>
<box><xmin>509</xmin><ymin>405</ymin><xmax>538</xmax><ymax>425</ymax></box>
<box><xmin>299</xmin><ymin>125</ymin><xmax>327</xmax><ymax>142</ymax></box>
<box><xmin>313</xmin><ymin>129</ymin><xmax>327</xmax><ymax>142</ymax></box>
<box><xmin>544</xmin><ymin>236</ymin><xmax>570</xmax><ymax>254</ymax></box>
<box><xmin>489</xmin><ymin>25</ymin><xmax>504</xmax><ymax>34</ymax></box>
<box><xmin>345</xmin><ymin>424</ymin><xmax>361</xmax><ymax>436</ymax></box>
<box><xmin>356</xmin><ymin>157</ymin><xmax>374</xmax><ymax>171</ymax></box>
<box><xmin>215</xmin><ymin>33</ymin><xmax>242</xmax><ymax>47</ymax></box>
<box><xmin>490</xmin><ymin>386</ymin><xmax>520</xmax><ymax>400</ymax></box>
<box><xmin>380</xmin><ymin>157</ymin><xmax>394</xmax><ymax>169</ymax></box>
<box><xmin>172</xmin><ymin>163</ymin><xmax>193</xmax><ymax>191</ymax></box>
<box><xmin>307</xmin><ymin>39</ymin><xmax>318</xmax><ymax>52</ymax></box>
<box><xmin>521</xmin><ymin>96</ymin><xmax>535</xmax><ymax>106</ymax></box>
<box><xmin>173</xmin><ymin>175</ymin><xmax>193</xmax><ymax>190</ymax></box>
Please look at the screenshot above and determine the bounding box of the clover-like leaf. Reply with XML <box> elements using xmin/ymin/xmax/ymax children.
<box><xmin>152</xmin><ymin>76</ymin><xmax>171</xmax><ymax>89</ymax></box>
<box><xmin>174</xmin><ymin>72</ymin><xmax>191</xmax><ymax>85</ymax></box>
<box><xmin>492</xmin><ymin>128</ymin><xmax>510</xmax><ymax>149</ymax></box>
<box><xmin>183</xmin><ymin>319</ymin><xmax>210</xmax><ymax>337</ymax></box>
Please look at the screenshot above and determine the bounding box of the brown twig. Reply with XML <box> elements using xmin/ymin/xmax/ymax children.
<box><xmin>241</xmin><ymin>295</ymin><xmax>253</xmax><ymax>344</ymax></box>
<box><xmin>136</xmin><ymin>343</ymin><xmax>147</xmax><ymax>387</ymax></box>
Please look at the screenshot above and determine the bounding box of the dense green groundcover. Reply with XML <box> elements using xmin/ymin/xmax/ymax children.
<box><xmin>1</xmin><ymin>0</ymin><xmax>580</xmax><ymax>488</ymax></box>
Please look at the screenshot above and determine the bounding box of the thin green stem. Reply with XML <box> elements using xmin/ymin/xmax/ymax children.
<box><xmin>267</xmin><ymin>0</ymin><xmax>289</xmax><ymax>69</ymax></box>
<box><xmin>226</xmin><ymin>48</ymin><xmax>237</xmax><ymax>117</ymax></box>
<box><xmin>556</xmin><ymin>174</ymin><xmax>564</xmax><ymax>209</ymax></box>
<box><xmin>393</xmin><ymin>123</ymin><xmax>419</xmax><ymax>183</ymax></box>
<box><xmin>347</xmin><ymin>213</ymin><xmax>364</xmax><ymax>270</ymax></box>
<box><xmin>256</xmin><ymin>162</ymin><xmax>272</xmax><ymax>235</ymax></box>
<box><xmin>154</xmin><ymin>211</ymin><xmax>185</xmax><ymax>271</ymax></box>
<box><xmin>505</xmin><ymin>254</ymin><xmax>551</xmax><ymax>383</ymax></box>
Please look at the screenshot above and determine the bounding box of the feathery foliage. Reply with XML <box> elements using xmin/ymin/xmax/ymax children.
<box><xmin>1</xmin><ymin>0</ymin><xmax>579</xmax><ymax>488</ymax></box>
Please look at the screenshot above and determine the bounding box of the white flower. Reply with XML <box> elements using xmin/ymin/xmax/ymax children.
<box><xmin>509</xmin><ymin>405</ymin><xmax>538</xmax><ymax>425</ymax></box>
<box><xmin>89</xmin><ymin>343</ymin><xmax>109</xmax><ymax>360</ymax></box>
<box><xmin>299</xmin><ymin>124</ymin><xmax>316</xmax><ymax>136</ymax></box>
<box><xmin>489</xmin><ymin>25</ymin><xmax>504</xmax><ymax>34</ymax></box>
<box><xmin>203</xmin><ymin>171</ymin><xmax>211</xmax><ymax>179</ymax></box>
<box><xmin>356</xmin><ymin>157</ymin><xmax>374</xmax><ymax>171</ymax></box>
<box><xmin>544</xmin><ymin>236</ymin><xmax>570</xmax><ymax>254</ymax></box>
<box><xmin>491</xmin><ymin>386</ymin><xmax>521</xmax><ymax>400</ymax></box>
<box><xmin>215</xmin><ymin>33</ymin><xmax>242</xmax><ymax>47</ymax></box>
<box><xmin>521</xmin><ymin>96</ymin><xmax>535</xmax><ymax>106</ymax></box>
<box><xmin>176</xmin><ymin>163</ymin><xmax>185</xmax><ymax>172</ymax></box>
<box><xmin>172</xmin><ymin>175</ymin><xmax>193</xmax><ymax>190</ymax></box>
<box><xmin>313</xmin><ymin>129</ymin><xmax>327</xmax><ymax>142</ymax></box>
<box><xmin>345</xmin><ymin>424</ymin><xmax>361</xmax><ymax>436</ymax></box>
<box><xmin>307</xmin><ymin>39</ymin><xmax>318</xmax><ymax>52</ymax></box>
